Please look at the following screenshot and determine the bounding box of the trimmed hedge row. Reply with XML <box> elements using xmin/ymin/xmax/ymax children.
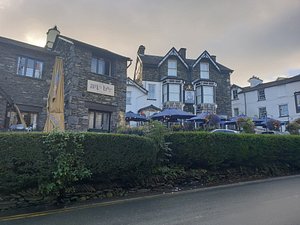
<box><xmin>166</xmin><ymin>132</ymin><xmax>300</xmax><ymax>169</ymax></box>
<box><xmin>0</xmin><ymin>132</ymin><xmax>157</xmax><ymax>194</ymax></box>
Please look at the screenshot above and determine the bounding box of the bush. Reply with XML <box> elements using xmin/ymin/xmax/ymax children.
<box><xmin>166</xmin><ymin>132</ymin><xmax>300</xmax><ymax>170</ymax></box>
<box><xmin>286</xmin><ymin>122</ymin><xmax>300</xmax><ymax>135</ymax></box>
<box><xmin>0</xmin><ymin>132</ymin><xmax>158</xmax><ymax>194</ymax></box>
<box><xmin>83</xmin><ymin>133</ymin><xmax>158</xmax><ymax>184</ymax></box>
<box><xmin>0</xmin><ymin>133</ymin><xmax>46</xmax><ymax>194</ymax></box>
<box><xmin>39</xmin><ymin>132</ymin><xmax>91</xmax><ymax>199</ymax></box>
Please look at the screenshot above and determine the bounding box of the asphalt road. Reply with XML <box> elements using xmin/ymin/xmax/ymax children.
<box><xmin>1</xmin><ymin>175</ymin><xmax>300</xmax><ymax>225</ymax></box>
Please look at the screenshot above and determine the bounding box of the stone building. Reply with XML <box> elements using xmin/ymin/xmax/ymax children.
<box><xmin>47</xmin><ymin>26</ymin><xmax>131</xmax><ymax>132</ymax></box>
<box><xmin>0</xmin><ymin>26</ymin><xmax>131</xmax><ymax>132</ymax></box>
<box><xmin>0</xmin><ymin>36</ymin><xmax>56</xmax><ymax>130</ymax></box>
<box><xmin>133</xmin><ymin>46</ymin><xmax>233</xmax><ymax>117</ymax></box>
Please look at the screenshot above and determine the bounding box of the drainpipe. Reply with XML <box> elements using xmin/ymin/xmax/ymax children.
<box><xmin>243</xmin><ymin>92</ymin><xmax>247</xmax><ymax>115</ymax></box>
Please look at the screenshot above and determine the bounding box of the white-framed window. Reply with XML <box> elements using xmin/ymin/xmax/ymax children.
<box><xmin>148</xmin><ymin>84</ymin><xmax>156</xmax><ymax>99</ymax></box>
<box><xmin>196</xmin><ymin>85</ymin><xmax>214</xmax><ymax>104</ymax></box>
<box><xmin>17</xmin><ymin>56</ymin><xmax>43</xmax><ymax>79</ymax></box>
<box><xmin>162</xmin><ymin>83</ymin><xmax>181</xmax><ymax>103</ymax></box>
<box><xmin>279</xmin><ymin>104</ymin><xmax>288</xmax><ymax>117</ymax></box>
<box><xmin>168</xmin><ymin>59</ymin><xmax>177</xmax><ymax>76</ymax></box>
<box><xmin>200</xmin><ymin>62</ymin><xmax>209</xmax><ymax>79</ymax></box>
<box><xmin>258</xmin><ymin>89</ymin><xmax>266</xmax><ymax>101</ymax></box>
<box><xmin>91</xmin><ymin>57</ymin><xmax>110</xmax><ymax>75</ymax></box>
<box><xmin>259</xmin><ymin>107</ymin><xmax>267</xmax><ymax>119</ymax></box>
<box><xmin>232</xmin><ymin>89</ymin><xmax>238</xmax><ymax>100</ymax></box>
<box><xmin>234</xmin><ymin>108</ymin><xmax>239</xmax><ymax>117</ymax></box>
<box><xmin>88</xmin><ymin>110</ymin><xmax>111</xmax><ymax>131</ymax></box>
<box><xmin>126</xmin><ymin>91</ymin><xmax>132</xmax><ymax>105</ymax></box>
<box><xmin>295</xmin><ymin>92</ymin><xmax>300</xmax><ymax>113</ymax></box>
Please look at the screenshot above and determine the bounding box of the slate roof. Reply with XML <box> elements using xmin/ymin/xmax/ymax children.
<box><xmin>240</xmin><ymin>74</ymin><xmax>300</xmax><ymax>93</ymax></box>
<box><xmin>139</xmin><ymin>53</ymin><xmax>233</xmax><ymax>72</ymax></box>
<box><xmin>57</xmin><ymin>35</ymin><xmax>131</xmax><ymax>60</ymax></box>
<box><xmin>0</xmin><ymin>36</ymin><xmax>56</xmax><ymax>55</ymax></box>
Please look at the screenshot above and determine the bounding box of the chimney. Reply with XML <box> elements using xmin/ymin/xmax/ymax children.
<box><xmin>211</xmin><ymin>55</ymin><xmax>216</xmax><ymax>61</ymax></box>
<box><xmin>138</xmin><ymin>45</ymin><xmax>145</xmax><ymax>55</ymax></box>
<box><xmin>248</xmin><ymin>76</ymin><xmax>263</xmax><ymax>87</ymax></box>
<box><xmin>46</xmin><ymin>25</ymin><xmax>60</xmax><ymax>49</ymax></box>
<box><xmin>179</xmin><ymin>48</ymin><xmax>186</xmax><ymax>59</ymax></box>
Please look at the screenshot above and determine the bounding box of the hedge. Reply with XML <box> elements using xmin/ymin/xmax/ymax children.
<box><xmin>0</xmin><ymin>132</ymin><xmax>157</xmax><ymax>194</ymax></box>
<box><xmin>166</xmin><ymin>132</ymin><xmax>300</xmax><ymax>170</ymax></box>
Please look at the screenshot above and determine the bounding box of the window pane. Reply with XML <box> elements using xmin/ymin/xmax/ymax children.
<box><xmin>196</xmin><ymin>87</ymin><xmax>202</xmax><ymax>104</ymax></box>
<box><xmin>163</xmin><ymin>85</ymin><xmax>168</xmax><ymax>103</ymax></box>
<box><xmin>168</xmin><ymin>60</ymin><xmax>177</xmax><ymax>76</ymax></box>
<box><xmin>126</xmin><ymin>91</ymin><xmax>131</xmax><ymax>105</ymax></box>
<box><xmin>169</xmin><ymin>84</ymin><xmax>180</xmax><ymax>101</ymax></box>
<box><xmin>102</xmin><ymin>113</ymin><xmax>110</xmax><ymax>131</ymax></box>
<box><xmin>88</xmin><ymin>111</ymin><xmax>94</xmax><ymax>128</ymax></box>
<box><xmin>200</xmin><ymin>62</ymin><xmax>209</xmax><ymax>79</ymax></box>
<box><xmin>17</xmin><ymin>57</ymin><xmax>26</xmax><ymax>75</ymax></box>
<box><xmin>91</xmin><ymin>58</ymin><xmax>97</xmax><ymax>73</ymax></box>
<box><xmin>279</xmin><ymin>104</ymin><xmax>288</xmax><ymax>117</ymax></box>
<box><xmin>26</xmin><ymin>59</ymin><xmax>34</xmax><ymax>77</ymax></box>
<box><xmin>148</xmin><ymin>84</ymin><xmax>156</xmax><ymax>99</ymax></box>
<box><xmin>34</xmin><ymin>61</ymin><xmax>43</xmax><ymax>78</ymax></box>
<box><xmin>203</xmin><ymin>86</ymin><xmax>214</xmax><ymax>103</ymax></box>
<box><xmin>98</xmin><ymin>59</ymin><xmax>105</xmax><ymax>74</ymax></box>
<box><xmin>95</xmin><ymin>112</ymin><xmax>102</xmax><ymax>129</ymax></box>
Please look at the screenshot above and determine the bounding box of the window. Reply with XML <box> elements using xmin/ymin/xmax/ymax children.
<box><xmin>279</xmin><ymin>104</ymin><xmax>288</xmax><ymax>117</ymax></box>
<box><xmin>162</xmin><ymin>83</ymin><xmax>181</xmax><ymax>103</ymax></box>
<box><xmin>7</xmin><ymin>111</ymin><xmax>37</xmax><ymax>130</ymax></box>
<box><xmin>196</xmin><ymin>86</ymin><xmax>214</xmax><ymax>104</ymax></box>
<box><xmin>258</xmin><ymin>89</ymin><xmax>266</xmax><ymax>101</ymax></box>
<box><xmin>91</xmin><ymin>57</ymin><xmax>110</xmax><ymax>75</ymax></box>
<box><xmin>168</xmin><ymin>60</ymin><xmax>177</xmax><ymax>76</ymax></box>
<box><xmin>17</xmin><ymin>57</ymin><xmax>43</xmax><ymax>78</ymax></box>
<box><xmin>259</xmin><ymin>107</ymin><xmax>267</xmax><ymax>119</ymax></box>
<box><xmin>200</xmin><ymin>62</ymin><xmax>209</xmax><ymax>79</ymax></box>
<box><xmin>232</xmin><ymin>89</ymin><xmax>238</xmax><ymax>100</ymax></box>
<box><xmin>234</xmin><ymin>108</ymin><xmax>239</xmax><ymax>117</ymax></box>
<box><xmin>295</xmin><ymin>92</ymin><xmax>300</xmax><ymax>113</ymax></box>
<box><xmin>148</xmin><ymin>84</ymin><xmax>156</xmax><ymax>99</ymax></box>
<box><xmin>126</xmin><ymin>91</ymin><xmax>131</xmax><ymax>105</ymax></box>
<box><xmin>88</xmin><ymin>110</ymin><xmax>111</xmax><ymax>132</ymax></box>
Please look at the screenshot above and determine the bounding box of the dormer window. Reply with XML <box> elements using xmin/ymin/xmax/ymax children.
<box><xmin>91</xmin><ymin>57</ymin><xmax>111</xmax><ymax>76</ymax></box>
<box><xmin>200</xmin><ymin>62</ymin><xmax>209</xmax><ymax>79</ymax></box>
<box><xmin>168</xmin><ymin>59</ymin><xmax>177</xmax><ymax>76</ymax></box>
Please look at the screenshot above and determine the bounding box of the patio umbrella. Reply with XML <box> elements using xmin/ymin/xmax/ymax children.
<box><xmin>187</xmin><ymin>112</ymin><xmax>221</xmax><ymax>123</ymax></box>
<box><xmin>125</xmin><ymin>111</ymin><xmax>148</xmax><ymax>122</ymax></box>
<box><xmin>150</xmin><ymin>108</ymin><xmax>194</xmax><ymax>121</ymax></box>
<box><xmin>43</xmin><ymin>57</ymin><xmax>65</xmax><ymax>132</ymax></box>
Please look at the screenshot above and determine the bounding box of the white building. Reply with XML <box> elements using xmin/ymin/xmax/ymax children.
<box><xmin>231</xmin><ymin>75</ymin><xmax>300</xmax><ymax>129</ymax></box>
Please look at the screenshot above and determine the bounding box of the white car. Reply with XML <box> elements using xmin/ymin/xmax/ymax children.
<box><xmin>210</xmin><ymin>129</ymin><xmax>239</xmax><ymax>134</ymax></box>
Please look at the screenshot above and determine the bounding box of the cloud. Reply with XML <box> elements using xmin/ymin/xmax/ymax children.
<box><xmin>0</xmin><ymin>0</ymin><xmax>299</xmax><ymax>85</ymax></box>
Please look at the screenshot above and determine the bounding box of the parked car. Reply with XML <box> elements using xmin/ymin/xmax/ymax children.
<box><xmin>210</xmin><ymin>129</ymin><xmax>239</xmax><ymax>134</ymax></box>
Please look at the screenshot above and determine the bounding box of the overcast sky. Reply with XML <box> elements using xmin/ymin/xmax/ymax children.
<box><xmin>1</xmin><ymin>0</ymin><xmax>300</xmax><ymax>86</ymax></box>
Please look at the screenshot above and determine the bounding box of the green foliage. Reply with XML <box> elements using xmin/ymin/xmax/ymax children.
<box><xmin>237</xmin><ymin>118</ymin><xmax>255</xmax><ymax>133</ymax></box>
<box><xmin>0</xmin><ymin>133</ymin><xmax>46</xmax><ymax>194</ymax></box>
<box><xmin>83</xmin><ymin>132</ymin><xmax>158</xmax><ymax>184</ymax></box>
<box><xmin>286</xmin><ymin>122</ymin><xmax>300</xmax><ymax>135</ymax></box>
<box><xmin>166</xmin><ymin>132</ymin><xmax>300</xmax><ymax>170</ymax></box>
<box><xmin>142</xmin><ymin>121</ymin><xmax>172</xmax><ymax>164</ymax></box>
<box><xmin>40</xmin><ymin>132</ymin><xmax>91</xmax><ymax>198</ymax></box>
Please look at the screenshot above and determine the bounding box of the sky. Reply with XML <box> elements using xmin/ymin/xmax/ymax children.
<box><xmin>1</xmin><ymin>0</ymin><xmax>300</xmax><ymax>87</ymax></box>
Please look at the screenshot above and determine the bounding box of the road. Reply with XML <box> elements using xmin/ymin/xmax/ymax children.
<box><xmin>1</xmin><ymin>175</ymin><xmax>300</xmax><ymax>225</ymax></box>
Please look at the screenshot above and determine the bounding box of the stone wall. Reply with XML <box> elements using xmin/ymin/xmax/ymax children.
<box><xmin>0</xmin><ymin>94</ymin><xmax>6</xmax><ymax>129</ymax></box>
<box><xmin>0</xmin><ymin>43</ymin><xmax>55</xmax><ymax>130</ymax></box>
<box><xmin>54</xmin><ymin>39</ymin><xmax>128</xmax><ymax>132</ymax></box>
